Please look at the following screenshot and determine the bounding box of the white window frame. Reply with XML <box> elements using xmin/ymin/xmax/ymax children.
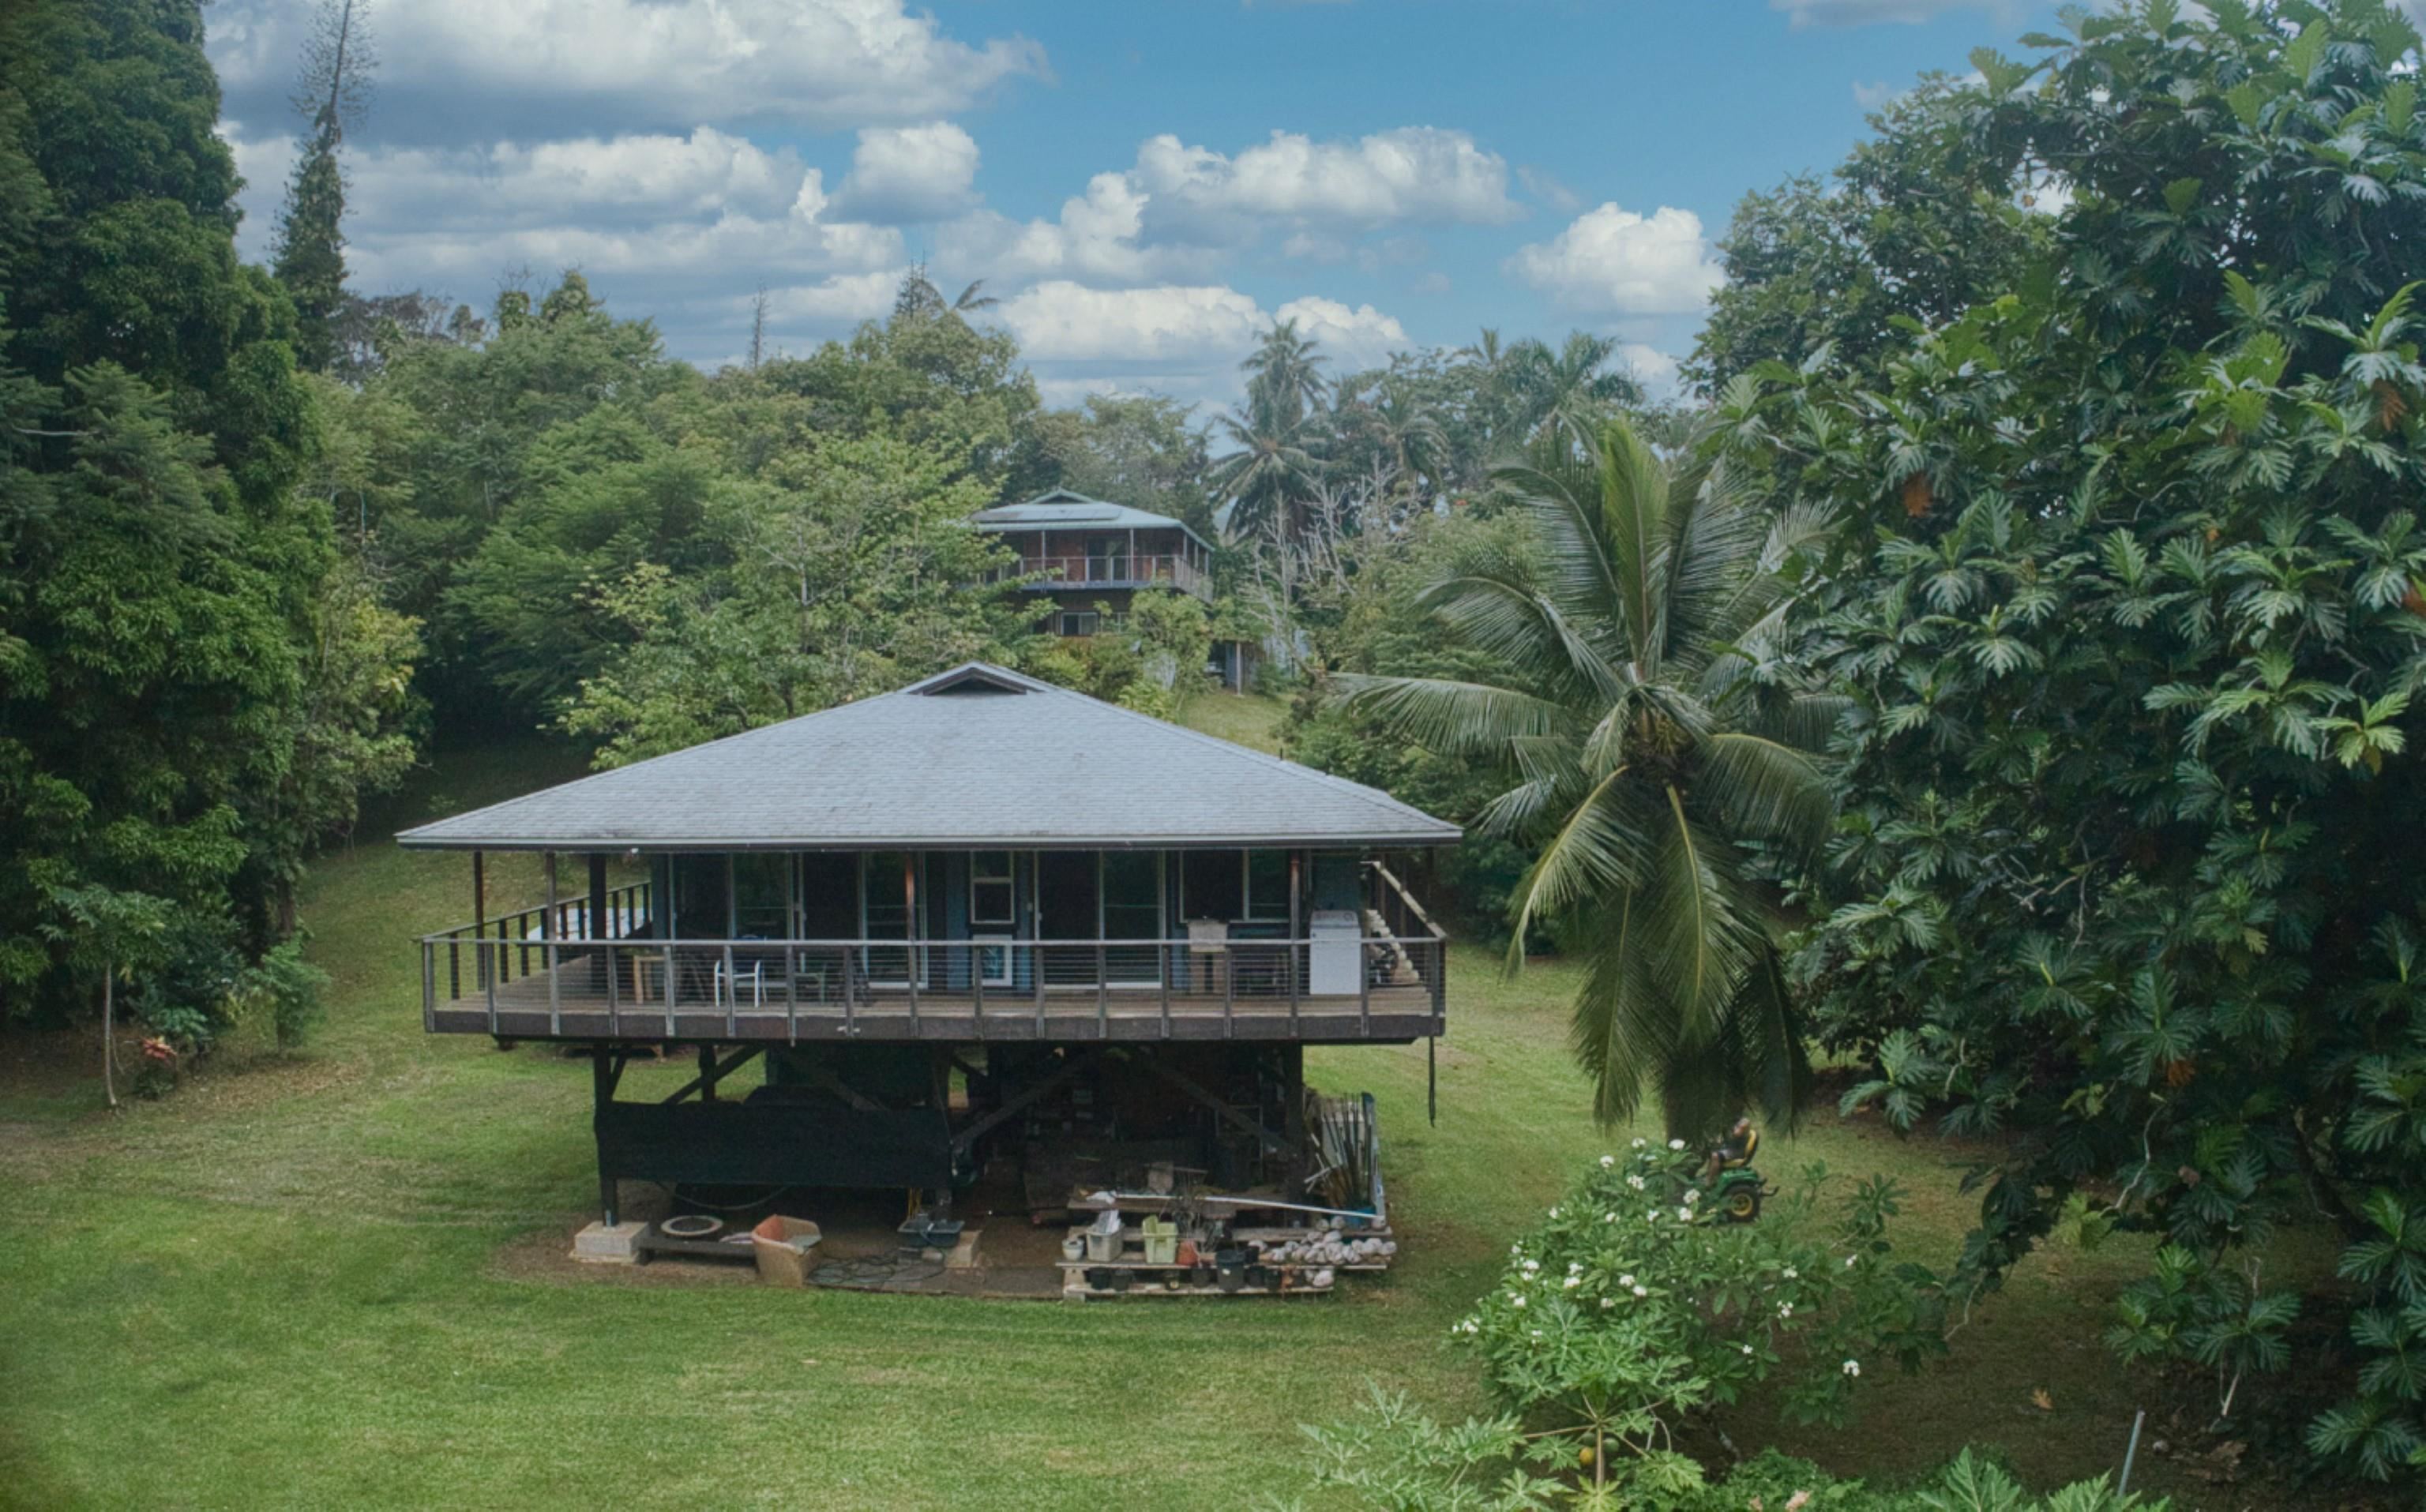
<box><xmin>969</xmin><ymin>850</ymin><xmax>1016</xmax><ymax>929</ymax></box>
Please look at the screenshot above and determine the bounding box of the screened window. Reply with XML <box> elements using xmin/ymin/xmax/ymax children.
<box><xmin>970</xmin><ymin>851</ymin><xmax>1016</xmax><ymax>928</ymax></box>
<box><xmin>1059</xmin><ymin>610</ymin><xmax>1099</xmax><ymax>637</ymax></box>
<box><xmin>1245</xmin><ymin>850</ymin><xmax>1290</xmax><ymax>921</ymax></box>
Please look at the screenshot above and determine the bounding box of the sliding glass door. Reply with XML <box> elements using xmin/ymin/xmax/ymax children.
<box><xmin>1035</xmin><ymin>851</ymin><xmax>1164</xmax><ymax>989</ymax></box>
<box><xmin>861</xmin><ymin>851</ymin><xmax>922</xmax><ymax>985</ymax></box>
<box><xmin>1102</xmin><ymin>851</ymin><xmax>1163</xmax><ymax>985</ymax></box>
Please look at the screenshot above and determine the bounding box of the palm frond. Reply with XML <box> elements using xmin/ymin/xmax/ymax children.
<box><xmin>1418</xmin><ymin>574</ymin><xmax>1624</xmax><ymax>703</ymax></box>
<box><xmin>1505</xmin><ymin>767</ymin><xmax>1647</xmax><ymax>951</ymax></box>
<box><xmin>1637</xmin><ymin>785</ymin><xmax>1759</xmax><ymax>1049</ymax></box>
<box><xmin>1334</xmin><ymin>673</ymin><xmax>1566</xmax><ymax>756</ymax></box>
<box><xmin>1591</xmin><ymin>418</ymin><xmax>1672</xmax><ymax>667</ymax></box>
<box><xmin>1696</xmin><ymin>731</ymin><xmax>1835</xmax><ymax>854</ymax></box>
<box><xmin>1568</xmin><ymin>890</ymin><xmax>1666</xmax><ymax>1127</ymax></box>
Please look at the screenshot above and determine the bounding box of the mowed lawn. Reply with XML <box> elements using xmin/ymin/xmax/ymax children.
<box><xmin>0</xmin><ymin>733</ymin><xmax>2323</xmax><ymax>1510</ymax></box>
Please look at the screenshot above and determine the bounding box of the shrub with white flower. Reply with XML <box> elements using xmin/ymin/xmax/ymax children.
<box><xmin>1440</xmin><ymin>1140</ymin><xmax>1940</xmax><ymax>1501</ymax></box>
<box><xmin>1320</xmin><ymin>1146</ymin><xmax>1944</xmax><ymax>1508</ymax></box>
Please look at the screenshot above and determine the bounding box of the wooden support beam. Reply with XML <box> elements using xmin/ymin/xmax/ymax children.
<box><xmin>1125</xmin><ymin>1049</ymin><xmax>1289</xmax><ymax>1157</ymax></box>
<box><xmin>659</xmin><ymin>1044</ymin><xmax>764</xmax><ymax>1105</ymax></box>
<box><xmin>948</xmin><ymin>1049</ymin><xmax>1094</xmax><ymax>1154</ymax></box>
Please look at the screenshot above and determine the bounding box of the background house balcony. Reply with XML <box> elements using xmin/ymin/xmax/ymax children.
<box><xmin>1011</xmin><ymin>552</ymin><xmax>1211</xmax><ymax>600</ymax></box>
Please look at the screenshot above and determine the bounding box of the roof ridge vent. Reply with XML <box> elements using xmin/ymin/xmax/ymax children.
<box><xmin>912</xmin><ymin>665</ymin><xmax>1031</xmax><ymax>696</ymax></box>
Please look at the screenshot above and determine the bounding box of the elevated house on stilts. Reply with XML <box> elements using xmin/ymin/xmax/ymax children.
<box><xmin>400</xmin><ymin>664</ymin><xmax>1457</xmax><ymax>1288</ymax></box>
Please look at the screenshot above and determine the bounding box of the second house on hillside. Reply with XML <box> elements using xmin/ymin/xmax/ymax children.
<box><xmin>974</xmin><ymin>488</ymin><xmax>1258</xmax><ymax>690</ymax></box>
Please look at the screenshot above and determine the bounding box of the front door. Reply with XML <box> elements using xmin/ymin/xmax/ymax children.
<box><xmin>1037</xmin><ymin>851</ymin><xmax>1096</xmax><ymax>990</ymax></box>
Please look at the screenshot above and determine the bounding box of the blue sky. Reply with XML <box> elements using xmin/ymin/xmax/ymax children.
<box><xmin>205</xmin><ymin>0</ymin><xmax>2058</xmax><ymax>408</ymax></box>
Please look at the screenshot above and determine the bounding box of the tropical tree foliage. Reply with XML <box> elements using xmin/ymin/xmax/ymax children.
<box><xmin>1714</xmin><ymin>0</ymin><xmax>2426</xmax><ymax>1483</ymax></box>
<box><xmin>1346</xmin><ymin>417</ymin><xmax>1838</xmax><ymax>1134</ymax></box>
<box><xmin>0</xmin><ymin>0</ymin><xmax>414</xmax><ymax>1041</ymax></box>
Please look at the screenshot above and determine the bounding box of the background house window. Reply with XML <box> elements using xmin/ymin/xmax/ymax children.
<box><xmin>970</xmin><ymin>850</ymin><xmax>1015</xmax><ymax>928</ymax></box>
<box><xmin>1059</xmin><ymin>610</ymin><xmax>1099</xmax><ymax>636</ymax></box>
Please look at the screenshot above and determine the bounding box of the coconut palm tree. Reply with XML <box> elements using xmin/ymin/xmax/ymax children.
<box><xmin>1241</xmin><ymin>319</ymin><xmax>1330</xmax><ymax>422</ymax></box>
<box><xmin>1210</xmin><ymin>400</ymin><xmax>1324</xmax><ymax>539</ymax></box>
<box><xmin>1343</xmin><ymin>415</ymin><xmax>1838</xmax><ymax>1135</ymax></box>
<box><xmin>1508</xmin><ymin>332</ymin><xmax>1643</xmax><ymax>448</ymax></box>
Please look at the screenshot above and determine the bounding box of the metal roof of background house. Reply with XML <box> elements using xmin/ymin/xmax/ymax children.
<box><xmin>395</xmin><ymin>664</ymin><xmax>1460</xmax><ymax>851</ymax></box>
<box><xmin>971</xmin><ymin>490</ymin><xmax>1215</xmax><ymax>553</ymax></box>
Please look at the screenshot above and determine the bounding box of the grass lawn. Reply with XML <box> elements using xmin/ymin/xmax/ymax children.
<box><xmin>0</xmin><ymin>737</ymin><xmax>2325</xmax><ymax>1510</ymax></box>
<box><xmin>1176</xmin><ymin>688</ymin><xmax>1290</xmax><ymax>754</ymax></box>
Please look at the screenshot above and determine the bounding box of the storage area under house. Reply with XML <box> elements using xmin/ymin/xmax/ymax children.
<box><xmin>398</xmin><ymin>663</ymin><xmax>1459</xmax><ymax>1299</ymax></box>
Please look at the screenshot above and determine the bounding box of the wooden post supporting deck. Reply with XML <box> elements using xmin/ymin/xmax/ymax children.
<box><xmin>544</xmin><ymin>851</ymin><xmax>561</xmax><ymax>1037</ymax></box>
<box><xmin>592</xmin><ymin>1048</ymin><xmax>619</xmax><ymax>1225</ymax></box>
<box><xmin>1287</xmin><ymin>850</ymin><xmax>1302</xmax><ymax>1033</ymax></box>
<box><xmin>1281</xmin><ymin>1042</ymin><xmax>1308</xmax><ymax>1196</ymax></box>
<box><xmin>587</xmin><ymin>853</ymin><xmax>610</xmax><ymax>993</ymax></box>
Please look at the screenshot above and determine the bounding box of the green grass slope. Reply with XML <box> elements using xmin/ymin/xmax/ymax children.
<box><xmin>0</xmin><ymin>741</ymin><xmax>2324</xmax><ymax>1509</ymax></box>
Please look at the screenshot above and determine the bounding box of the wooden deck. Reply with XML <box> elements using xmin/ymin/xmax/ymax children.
<box><xmin>429</xmin><ymin>960</ymin><xmax>1444</xmax><ymax>1044</ymax></box>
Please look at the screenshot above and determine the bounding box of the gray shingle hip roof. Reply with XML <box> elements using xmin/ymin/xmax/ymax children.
<box><xmin>971</xmin><ymin>490</ymin><xmax>1215</xmax><ymax>553</ymax></box>
<box><xmin>394</xmin><ymin>663</ymin><xmax>1461</xmax><ymax>851</ymax></box>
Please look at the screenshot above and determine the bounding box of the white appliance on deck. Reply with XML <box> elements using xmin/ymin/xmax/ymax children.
<box><xmin>1308</xmin><ymin>910</ymin><xmax>1363</xmax><ymax>996</ymax></box>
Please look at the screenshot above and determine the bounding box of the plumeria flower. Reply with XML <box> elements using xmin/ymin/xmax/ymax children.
<box><xmin>1631</xmin><ymin>1137</ymin><xmax>1647</xmax><ymax>1149</ymax></box>
<box><xmin>1668</xmin><ymin>1139</ymin><xmax>1686</xmax><ymax>1151</ymax></box>
<box><xmin>1782</xmin><ymin>1266</ymin><xmax>1797</xmax><ymax>1280</ymax></box>
<box><xmin>1845</xmin><ymin>1254</ymin><xmax>1860</xmax><ymax>1269</ymax></box>
<box><xmin>1548</xmin><ymin>1206</ymin><xmax>1561</xmax><ymax>1219</ymax></box>
<box><xmin>1511</xmin><ymin>1294</ymin><xmax>1527</xmax><ymax>1308</ymax></box>
<box><xmin>1677</xmin><ymin>1206</ymin><xmax>1695</xmax><ymax>1222</ymax></box>
<box><xmin>1521</xmin><ymin>1259</ymin><xmax>1540</xmax><ymax>1273</ymax></box>
<box><xmin>1777</xmin><ymin>1302</ymin><xmax>1793</xmax><ymax>1319</ymax></box>
<box><xmin>1618</xmin><ymin>1274</ymin><xmax>1635</xmax><ymax>1287</ymax></box>
<box><xmin>1842</xmin><ymin>1359</ymin><xmax>1861</xmax><ymax>1378</ymax></box>
<box><xmin>1530</xmin><ymin>1329</ymin><xmax>1543</xmax><ymax>1339</ymax></box>
<box><xmin>1682</xmin><ymin>1189</ymin><xmax>1699</xmax><ymax>1206</ymax></box>
<box><xmin>1564</xmin><ymin>1276</ymin><xmax>1581</xmax><ymax>1289</ymax></box>
<box><xmin>1600</xmin><ymin>1296</ymin><xmax>1617</xmax><ymax>1310</ymax></box>
<box><xmin>1632</xmin><ymin>1283</ymin><xmax>1649</xmax><ymax>1297</ymax></box>
<box><xmin>1741</xmin><ymin>1343</ymin><xmax>1756</xmax><ymax>1356</ymax></box>
<box><xmin>1647</xmin><ymin>1210</ymin><xmax>1662</xmax><ymax>1223</ymax></box>
<box><xmin>1625</xmin><ymin>1175</ymin><xmax>1647</xmax><ymax>1191</ymax></box>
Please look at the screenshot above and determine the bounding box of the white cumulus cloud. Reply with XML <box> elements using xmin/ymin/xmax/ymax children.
<box><xmin>1133</xmin><ymin>126</ymin><xmax>1523</xmax><ymax>235</ymax></box>
<box><xmin>833</xmin><ymin>122</ymin><xmax>982</xmax><ymax>223</ymax></box>
<box><xmin>1504</xmin><ymin>203</ymin><xmax>1724</xmax><ymax>316</ymax></box>
<box><xmin>993</xmin><ymin>282</ymin><xmax>1409</xmax><ymax>410</ymax></box>
<box><xmin>207</xmin><ymin>0</ymin><xmax>1047</xmax><ymax>144</ymax></box>
<box><xmin>1772</xmin><ymin>0</ymin><xmax>2020</xmax><ymax>24</ymax></box>
<box><xmin>1616</xmin><ymin>343</ymin><xmax>1681</xmax><ymax>393</ymax></box>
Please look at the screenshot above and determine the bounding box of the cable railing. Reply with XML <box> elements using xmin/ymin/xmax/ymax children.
<box><xmin>419</xmin><ymin>929</ymin><xmax>1444</xmax><ymax>1042</ymax></box>
<box><xmin>1008</xmin><ymin>553</ymin><xmax>1209</xmax><ymax>597</ymax></box>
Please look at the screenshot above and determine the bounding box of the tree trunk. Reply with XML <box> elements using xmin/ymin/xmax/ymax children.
<box><xmin>101</xmin><ymin>965</ymin><xmax>118</xmax><ymax>1109</ymax></box>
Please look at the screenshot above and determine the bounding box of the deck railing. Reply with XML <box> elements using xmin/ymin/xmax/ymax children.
<box><xmin>421</xmin><ymin>862</ymin><xmax>1451</xmax><ymax>1041</ymax></box>
<box><xmin>1010</xmin><ymin>553</ymin><xmax>1209</xmax><ymax>598</ymax></box>
<box><xmin>421</xmin><ymin>925</ymin><xmax>1444</xmax><ymax>1041</ymax></box>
